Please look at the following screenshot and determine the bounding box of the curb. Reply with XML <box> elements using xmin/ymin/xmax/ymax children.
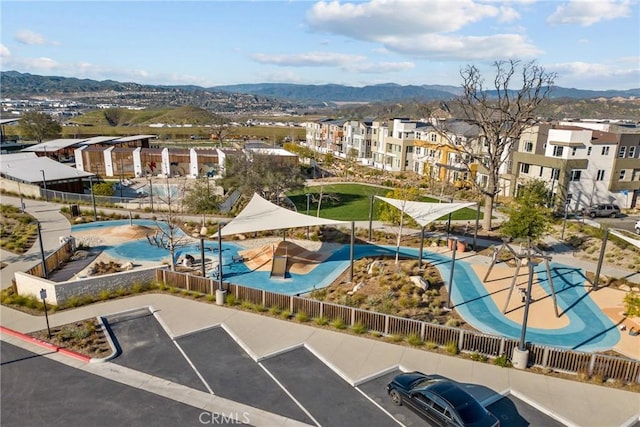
<box><xmin>0</xmin><ymin>325</ymin><xmax>91</xmax><ymax>363</ymax></box>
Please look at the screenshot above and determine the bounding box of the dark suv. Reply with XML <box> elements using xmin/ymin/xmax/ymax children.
<box><xmin>584</xmin><ymin>204</ymin><xmax>621</xmax><ymax>218</ymax></box>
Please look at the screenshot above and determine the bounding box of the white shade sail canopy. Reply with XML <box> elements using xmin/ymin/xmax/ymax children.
<box><xmin>214</xmin><ymin>193</ymin><xmax>348</xmax><ymax>237</ymax></box>
<box><xmin>375</xmin><ymin>196</ymin><xmax>476</xmax><ymax>227</ymax></box>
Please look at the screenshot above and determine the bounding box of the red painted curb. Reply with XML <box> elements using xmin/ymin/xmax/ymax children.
<box><xmin>0</xmin><ymin>326</ymin><xmax>91</xmax><ymax>363</ymax></box>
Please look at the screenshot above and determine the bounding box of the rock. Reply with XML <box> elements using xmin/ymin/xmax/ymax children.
<box><xmin>631</xmin><ymin>286</ymin><xmax>640</xmax><ymax>293</ymax></box>
<box><xmin>410</xmin><ymin>276</ymin><xmax>429</xmax><ymax>290</ymax></box>
<box><xmin>619</xmin><ymin>284</ymin><xmax>631</xmax><ymax>292</ymax></box>
<box><xmin>122</xmin><ymin>262</ymin><xmax>134</xmax><ymax>270</ymax></box>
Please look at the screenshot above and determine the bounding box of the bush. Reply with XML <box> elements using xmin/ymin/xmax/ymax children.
<box><xmin>406</xmin><ymin>333</ymin><xmax>424</xmax><ymax>347</ymax></box>
<box><xmin>281</xmin><ymin>309</ymin><xmax>292</xmax><ymax>319</ymax></box>
<box><xmin>444</xmin><ymin>341</ymin><xmax>459</xmax><ymax>355</ymax></box>
<box><xmin>331</xmin><ymin>318</ymin><xmax>346</xmax><ymax>329</ymax></box>
<box><xmin>470</xmin><ymin>352</ymin><xmax>488</xmax><ymax>362</ymax></box>
<box><xmin>225</xmin><ymin>293</ymin><xmax>237</xmax><ymax>306</ymax></box>
<box><xmin>295</xmin><ymin>311</ymin><xmax>309</xmax><ymax>322</ymax></box>
<box><xmin>494</xmin><ymin>354</ymin><xmax>512</xmax><ymax>368</ymax></box>
<box><xmin>268</xmin><ymin>305</ymin><xmax>281</xmax><ymax>316</ymax></box>
<box><xmin>351</xmin><ymin>321</ymin><xmax>367</xmax><ymax>334</ymax></box>
<box><xmin>314</xmin><ymin>316</ymin><xmax>329</xmax><ymax>326</ymax></box>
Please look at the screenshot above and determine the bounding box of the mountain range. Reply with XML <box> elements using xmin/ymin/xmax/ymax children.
<box><xmin>2</xmin><ymin>71</ymin><xmax>639</xmax><ymax>104</ymax></box>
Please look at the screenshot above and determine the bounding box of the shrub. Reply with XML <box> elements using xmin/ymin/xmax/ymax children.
<box><xmin>444</xmin><ymin>341</ymin><xmax>459</xmax><ymax>355</ymax></box>
<box><xmin>281</xmin><ymin>309</ymin><xmax>292</xmax><ymax>319</ymax></box>
<box><xmin>352</xmin><ymin>322</ymin><xmax>367</xmax><ymax>334</ymax></box>
<box><xmin>386</xmin><ymin>334</ymin><xmax>403</xmax><ymax>343</ymax></box>
<box><xmin>331</xmin><ymin>318</ymin><xmax>347</xmax><ymax>329</ymax></box>
<box><xmin>131</xmin><ymin>282</ymin><xmax>144</xmax><ymax>293</ymax></box>
<box><xmin>205</xmin><ymin>294</ymin><xmax>215</xmax><ymax>302</ymax></box>
<box><xmin>240</xmin><ymin>300</ymin><xmax>254</xmax><ymax>310</ymax></box>
<box><xmin>225</xmin><ymin>293</ymin><xmax>237</xmax><ymax>306</ymax></box>
<box><xmin>494</xmin><ymin>354</ymin><xmax>512</xmax><ymax>368</ymax></box>
<box><xmin>99</xmin><ymin>290</ymin><xmax>111</xmax><ymax>301</ymax></box>
<box><xmin>470</xmin><ymin>352</ymin><xmax>488</xmax><ymax>362</ymax></box>
<box><xmin>406</xmin><ymin>334</ymin><xmax>424</xmax><ymax>347</ymax></box>
<box><xmin>425</xmin><ymin>341</ymin><xmax>438</xmax><ymax>350</ymax></box>
<box><xmin>295</xmin><ymin>311</ymin><xmax>309</xmax><ymax>322</ymax></box>
<box><xmin>314</xmin><ymin>316</ymin><xmax>329</xmax><ymax>326</ymax></box>
<box><xmin>268</xmin><ymin>305</ymin><xmax>281</xmax><ymax>316</ymax></box>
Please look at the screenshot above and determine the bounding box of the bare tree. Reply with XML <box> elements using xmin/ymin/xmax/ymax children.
<box><xmin>435</xmin><ymin>60</ymin><xmax>555</xmax><ymax>231</ymax></box>
<box><xmin>210</xmin><ymin>114</ymin><xmax>230</xmax><ymax>147</ymax></box>
<box><xmin>147</xmin><ymin>179</ymin><xmax>191</xmax><ymax>271</ymax></box>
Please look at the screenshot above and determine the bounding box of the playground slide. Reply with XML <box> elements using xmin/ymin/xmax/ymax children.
<box><xmin>270</xmin><ymin>256</ymin><xmax>287</xmax><ymax>279</ymax></box>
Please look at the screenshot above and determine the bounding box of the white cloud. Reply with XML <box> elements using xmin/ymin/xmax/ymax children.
<box><xmin>549</xmin><ymin>59</ymin><xmax>640</xmax><ymax>89</ymax></box>
<box><xmin>348</xmin><ymin>61</ymin><xmax>415</xmax><ymax>73</ymax></box>
<box><xmin>306</xmin><ymin>0</ymin><xmax>500</xmax><ymax>39</ymax></box>
<box><xmin>251</xmin><ymin>51</ymin><xmax>366</xmax><ymax>67</ymax></box>
<box><xmin>0</xmin><ymin>44</ymin><xmax>10</xmax><ymax>57</ymax></box>
<box><xmin>14</xmin><ymin>30</ymin><xmax>59</xmax><ymax>46</ymax></box>
<box><xmin>380</xmin><ymin>33</ymin><xmax>542</xmax><ymax>60</ymax></box>
<box><xmin>1</xmin><ymin>57</ymin><xmax>60</xmax><ymax>72</ymax></box>
<box><xmin>547</xmin><ymin>0</ymin><xmax>632</xmax><ymax>26</ymax></box>
<box><xmin>305</xmin><ymin>0</ymin><xmax>538</xmax><ymax>60</ymax></box>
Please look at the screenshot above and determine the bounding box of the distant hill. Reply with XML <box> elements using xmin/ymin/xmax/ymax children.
<box><xmin>4</xmin><ymin>71</ymin><xmax>638</xmax><ymax>104</ymax></box>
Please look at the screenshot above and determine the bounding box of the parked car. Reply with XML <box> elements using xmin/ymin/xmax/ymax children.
<box><xmin>387</xmin><ymin>372</ymin><xmax>500</xmax><ymax>427</ymax></box>
<box><xmin>635</xmin><ymin>220</ymin><xmax>640</xmax><ymax>234</ymax></box>
<box><xmin>583</xmin><ymin>204</ymin><xmax>621</xmax><ymax>218</ymax></box>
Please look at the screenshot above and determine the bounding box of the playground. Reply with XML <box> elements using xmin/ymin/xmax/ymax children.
<box><xmin>69</xmin><ymin>217</ymin><xmax>639</xmax><ymax>359</ymax></box>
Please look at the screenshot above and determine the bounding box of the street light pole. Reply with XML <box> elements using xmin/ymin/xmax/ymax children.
<box><xmin>37</xmin><ymin>221</ymin><xmax>48</xmax><ymax>279</ymax></box>
<box><xmin>446</xmin><ymin>238</ymin><xmax>457</xmax><ymax>309</ymax></box>
<box><xmin>18</xmin><ymin>181</ymin><xmax>25</xmax><ymax>213</ymax></box>
<box><xmin>148</xmin><ymin>177</ymin><xmax>154</xmax><ymax>212</ymax></box>
<box><xmin>40</xmin><ymin>169</ymin><xmax>48</xmax><ymax>202</ymax></box>
<box><xmin>89</xmin><ymin>176</ymin><xmax>97</xmax><ymax>221</ymax></box>
<box><xmin>518</xmin><ymin>261</ymin><xmax>537</xmax><ymax>351</ymax></box>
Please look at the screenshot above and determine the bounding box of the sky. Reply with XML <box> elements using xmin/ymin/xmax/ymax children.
<box><xmin>1</xmin><ymin>0</ymin><xmax>639</xmax><ymax>91</ymax></box>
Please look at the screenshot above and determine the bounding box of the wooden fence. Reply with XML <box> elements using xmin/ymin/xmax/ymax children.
<box><xmin>156</xmin><ymin>269</ymin><xmax>640</xmax><ymax>384</ymax></box>
<box><xmin>24</xmin><ymin>240</ymin><xmax>75</xmax><ymax>279</ymax></box>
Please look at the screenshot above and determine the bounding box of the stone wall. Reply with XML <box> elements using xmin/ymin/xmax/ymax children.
<box><xmin>15</xmin><ymin>267</ymin><xmax>162</xmax><ymax>306</ymax></box>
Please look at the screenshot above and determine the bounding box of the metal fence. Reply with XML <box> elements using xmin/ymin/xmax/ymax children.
<box><xmin>155</xmin><ymin>269</ymin><xmax>640</xmax><ymax>384</ymax></box>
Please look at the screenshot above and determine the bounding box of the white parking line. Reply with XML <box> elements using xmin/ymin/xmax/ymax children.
<box><xmin>172</xmin><ymin>339</ymin><xmax>215</xmax><ymax>395</ymax></box>
<box><xmin>355</xmin><ymin>386</ymin><xmax>406</xmax><ymax>427</ymax></box>
<box><xmin>257</xmin><ymin>362</ymin><xmax>321</xmax><ymax>427</ymax></box>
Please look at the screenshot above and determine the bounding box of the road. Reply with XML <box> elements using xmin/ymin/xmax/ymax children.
<box><xmin>589</xmin><ymin>214</ymin><xmax>639</xmax><ymax>234</ymax></box>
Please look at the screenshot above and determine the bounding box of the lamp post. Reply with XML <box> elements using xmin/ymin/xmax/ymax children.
<box><xmin>89</xmin><ymin>176</ymin><xmax>97</xmax><ymax>221</ymax></box>
<box><xmin>148</xmin><ymin>177</ymin><xmax>154</xmax><ymax>212</ymax></box>
<box><xmin>18</xmin><ymin>181</ymin><xmax>25</xmax><ymax>213</ymax></box>
<box><xmin>37</xmin><ymin>221</ymin><xmax>48</xmax><ymax>279</ymax></box>
<box><xmin>40</xmin><ymin>169</ymin><xmax>48</xmax><ymax>202</ymax></box>
<box><xmin>446</xmin><ymin>238</ymin><xmax>457</xmax><ymax>309</ymax></box>
<box><xmin>40</xmin><ymin>288</ymin><xmax>51</xmax><ymax>339</ymax></box>
<box><xmin>215</xmin><ymin>222</ymin><xmax>226</xmax><ymax>305</ymax></box>
<box><xmin>119</xmin><ymin>155</ymin><xmax>124</xmax><ymax>198</ymax></box>
<box><xmin>512</xmin><ymin>260</ymin><xmax>537</xmax><ymax>369</ymax></box>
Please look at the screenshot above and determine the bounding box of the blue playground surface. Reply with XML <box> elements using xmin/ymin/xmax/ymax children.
<box><xmin>71</xmin><ymin>220</ymin><xmax>619</xmax><ymax>352</ymax></box>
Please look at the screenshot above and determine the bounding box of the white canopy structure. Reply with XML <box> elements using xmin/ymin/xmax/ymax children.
<box><xmin>375</xmin><ymin>196</ymin><xmax>476</xmax><ymax>227</ymax></box>
<box><xmin>214</xmin><ymin>193</ymin><xmax>348</xmax><ymax>237</ymax></box>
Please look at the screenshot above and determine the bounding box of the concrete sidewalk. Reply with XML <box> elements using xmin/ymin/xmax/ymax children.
<box><xmin>2</xmin><ymin>293</ymin><xmax>639</xmax><ymax>427</ymax></box>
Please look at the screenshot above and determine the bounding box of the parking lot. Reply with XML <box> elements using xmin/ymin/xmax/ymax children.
<box><xmin>102</xmin><ymin>309</ymin><xmax>565</xmax><ymax>427</ymax></box>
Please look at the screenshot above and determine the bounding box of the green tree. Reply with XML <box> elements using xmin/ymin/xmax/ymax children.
<box><xmin>182</xmin><ymin>178</ymin><xmax>219</xmax><ymax>213</ymax></box>
<box><xmin>624</xmin><ymin>292</ymin><xmax>640</xmax><ymax>318</ymax></box>
<box><xmin>500</xmin><ymin>179</ymin><xmax>551</xmax><ymax>240</ymax></box>
<box><xmin>18</xmin><ymin>111</ymin><xmax>62</xmax><ymax>143</ymax></box>
<box><xmin>220</xmin><ymin>154</ymin><xmax>305</xmax><ymax>204</ymax></box>
<box><xmin>92</xmin><ymin>182</ymin><xmax>115</xmax><ymax>196</ymax></box>
<box><xmin>378</xmin><ymin>187</ymin><xmax>421</xmax><ymax>226</ymax></box>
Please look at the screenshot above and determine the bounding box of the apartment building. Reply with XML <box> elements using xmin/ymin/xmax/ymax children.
<box><xmin>512</xmin><ymin>123</ymin><xmax>640</xmax><ymax>210</ymax></box>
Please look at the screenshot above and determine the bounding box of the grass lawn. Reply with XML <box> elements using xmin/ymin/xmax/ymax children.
<box><xmin>287</xmin><ymin>184</ymin><xmax>481</xmax><ymax>221</ymax></box>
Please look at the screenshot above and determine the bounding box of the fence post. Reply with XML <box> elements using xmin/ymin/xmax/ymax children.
<box><xmin>499</xmin><ymin>338</ymin><xmax>505</xmax><ymax>356</ymax></box>
<box><xmin>350</xmin><ymin>308</ymin><xmax>355</xmax><ymax>327</ymax></box>
<box><xmin>320</xmin><ymin>301</ymin><xmax>324</xmax><ymax>319</ymax></box>
<box><xmin>384</xmin><ymin>315</ymin><xmax>389</xmax><ymax>335</ymax></box>
<box><xmin>210</xmin><ymin>278</ymin><xmax>214</xmax><ymax>296</ymax></box>
<box><xmin>458</xmin><ymin>330</ymin><xmax>465</xmax><ymax>352</ymax></box>
<box><xmin>162</xmin><ymin>269</ymin><xmax>167</xmax><ymax>285</ymax></box>
<box><xmin>588</xmin><ymin>354</ymin><xmax>596</xmax><ymax>377</ymax></box>
<box><xmin>541</xmin><ymin>347</ymin><xmax>549</xmax><ymax>368</ymax></box>
<box><xmin>420</xmin><ymin>323</ymin><xmax>426</xmax><ymax>341</ymax></box>
<box><xmin>290</xmin><ymin>296</ymin><xmax>294</xmax><ymax>314</ymax></box>
<box><xmin>186</xmin><ymin>274</ymin><xmax>190</xmax><ymax>291</ymax></box>
<box><xmin>262</xmin><ymin>290</ymin><xmax>265</xmax><ymax>307</ymax></box>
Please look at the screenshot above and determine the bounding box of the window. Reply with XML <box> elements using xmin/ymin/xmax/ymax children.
<box><xmin>587</xmin><ymin>146</ymin><xmax>592</xmax><ymax>156</ymax></box>
<box><xmin>520</xmin><ymin>163</ymin><xmax>530</xmax><ymax>173</ymax></box>
<box><xmin>539</xmin><ymin>166</ymin><xmax>544</xmax><ymax>177</ymax></box>
<box><xmin>553</xmin><ymin>146</ymin><xmax>564</xmax><ymax>157</ymax></box>
<box><xmin>629</xmin><ymin>146</ymin><xmax>636</xmax><ymax>158</ymax></box>
<box><xmin>572</xmin><ymin>147</ymin><xmax>577</xmax><ymax>156</ymax></box>
<box><xmin>524</xmin><ymin>141</ymin><xmax>533</xmax><ymax>152</ymax></box>
<box><xmin>551</xmin><ymin>168</ymin><xmax>560</xmax><ymax>180</ymax></box>
<box><xmin>596</xmin><ymin>170</ymin><xmax>605</xmax><ymax>181</ymax></box>
<box><xmin>570</xmin><ymin>170</ymin><xmax>582</xmax><ymax>181</ymax></box>
<box><xmin>430</xmin><ymin>133</ymin><xmax>437</xmax><ymax>142</ymax></box>
<box><xmin>619</xmin><ymin>170</ymin><xmax>626</xmax><ymax>180</ymax></box>
<box><xmin>601</xmin><ymin>146</ymin><xmax>610</xmax><ymax>155</ymax></box>
<box><xmin>619</xmin><ymin>147</ymin><xmax>627</xmax><ymax>158</ymax></box>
